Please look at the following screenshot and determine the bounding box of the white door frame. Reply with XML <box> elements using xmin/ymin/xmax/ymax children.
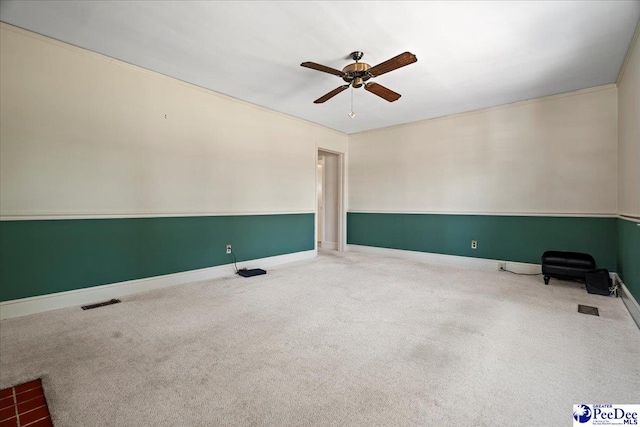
<box><xmin>317</xmin><ymin>155</ymin><xmax>325</xmax><ymax>246</ymax></box>
<box><xmin>316</xmin><ymin>146</ymin><xmax>345</xmax><ymax>252</ymax></box>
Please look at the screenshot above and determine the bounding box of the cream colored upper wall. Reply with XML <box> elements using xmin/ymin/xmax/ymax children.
<box><xmin>0</xmin><ymin>24</ymin><xmax>347</xmax><ymax>218</ymax></box>
<box><xmin>618</xmin><ymin>28</ymin><xmax>640</xmax><ymax>217</ymax></box>
<box><xmin>348</xmin><ymin>86</ymin><xmax>618</xmax><ymax>215</ymax></box>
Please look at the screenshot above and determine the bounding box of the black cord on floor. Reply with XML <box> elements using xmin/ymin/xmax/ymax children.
<box><xmin>501</xmin><ymin>269</ymin><xmax>543</xmax><ymax>276</ymax></box>
<box><xmin>230</xmin><ymin>252</ymin><xmax>239</xmax><ymax>274</ymax></box>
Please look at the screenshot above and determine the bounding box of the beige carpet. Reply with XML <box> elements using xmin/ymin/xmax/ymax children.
<box><xmin>1</xmin><ymin>250</ymin><xmax>639</xmax><ymax>426</ymax></box>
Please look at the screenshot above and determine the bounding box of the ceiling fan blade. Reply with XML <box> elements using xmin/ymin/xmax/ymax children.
<box><xmin>301</xmin><ymin>62</ymin><xmax>345</xmax><ymax>77</ymax></box>
<box><xmin>314</xmin><ymin>85</ymin><xmax>350</xmax><ymax>103</ymax></box>
<box><xmin>367</xmin><ymin>52</ymin><xmax>417</xmax><ymax>77</ymax></box>
<box><xmin>364</xmin><ymin>82</ymin><xmax>401</xmax><ymax>102</ymax></box>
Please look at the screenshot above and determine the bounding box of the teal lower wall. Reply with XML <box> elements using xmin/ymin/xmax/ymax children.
<box><xmin>0</xmin><ymin>213</ymin><xmax>314</xmax><ymax>301</ymax></box>
<box><xmin>617</xmin><ymin>218</ymin><xmax>640</xmax><ymax>302</ymax></box>
<box><xmin>347</xmin><ymin>212</ymin><xmax>617</xmax><ymax>270</ymax></box>
<box><xmin>3</xmin><ymin>212</ymin><xmax>633</xmax><ymax>304</ymax></box>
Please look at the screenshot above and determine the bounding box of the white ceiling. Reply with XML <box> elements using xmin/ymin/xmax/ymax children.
<box><xmin>1</xmin><ymin>1</ymin><xmax>639</xmax><ymax>134</ymax></box>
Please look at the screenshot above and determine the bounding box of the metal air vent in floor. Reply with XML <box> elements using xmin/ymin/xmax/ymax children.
<box><xmin>578</xmin><ymin>304</ymin><xmax>599</xmax><ymax>316</ymax></box>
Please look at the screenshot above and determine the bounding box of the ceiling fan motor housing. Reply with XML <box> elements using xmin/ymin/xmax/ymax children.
<box><xmin>342</xmin><ymin>62</ymin><xmax>371</xmax><ymax>87</ymax></box>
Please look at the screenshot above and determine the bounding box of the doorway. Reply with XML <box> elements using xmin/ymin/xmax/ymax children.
<box><xmin>317</xmin><ymin>150</ymin><xmax>341</xmax><ymax>251</ymax></box>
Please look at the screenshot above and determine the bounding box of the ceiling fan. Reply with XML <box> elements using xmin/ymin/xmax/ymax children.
<box><xmin>301</xmin><ymin>51</ymin><xmax>417</xmax><ymax>104</ymax></box>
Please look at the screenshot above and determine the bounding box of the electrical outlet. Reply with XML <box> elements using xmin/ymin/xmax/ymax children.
<box><xmin>226</xmin><ymin>244</ymin><xmax>232</xmax><ymax>254</ymax></box>
<box><xmin>498</xmin><ymin>262</ymin><xmax>506</xmax><ymax>271</ymax></box>
<box><xmin>471</xmin><ymin>240</ymin><xmax>477</xmax><ymax>249</ymax></box>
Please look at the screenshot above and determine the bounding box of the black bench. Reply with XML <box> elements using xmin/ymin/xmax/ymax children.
<box><xmin>541</xmin><ymin>251</ymin><xmax>595</xmax><ymax>285</ymax></box>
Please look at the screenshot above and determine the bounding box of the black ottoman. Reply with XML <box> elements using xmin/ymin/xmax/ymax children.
<box><xmin>541</xmin><ymin>251</ymin><xmax>595</xmax><ymax>285</ymax></box>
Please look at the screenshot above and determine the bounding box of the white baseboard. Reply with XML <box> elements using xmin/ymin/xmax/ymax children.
<box><xmin>346</xmin><ymin>244</ymin><xmax>541</xmax><ymax>274</ymax></box>
<box><xmin>616</xmin><ymin>274</ymin><xmax>640</xmax><ymax>329</ymax></box>
<box><xmin>320</xmin><ymin>241</ymin><xmax>338</xmax><ymax>250</ymax></box>
<box><xmin>0</xmin><ymin>250</ymin><xmax>316</xmax><ymax>320</ymax></box>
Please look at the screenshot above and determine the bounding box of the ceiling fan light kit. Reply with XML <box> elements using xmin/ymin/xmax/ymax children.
<box><xmin>301</xmin><ymin>51</ymin><xmax>417</xmax><ymax>105</ymax></box>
